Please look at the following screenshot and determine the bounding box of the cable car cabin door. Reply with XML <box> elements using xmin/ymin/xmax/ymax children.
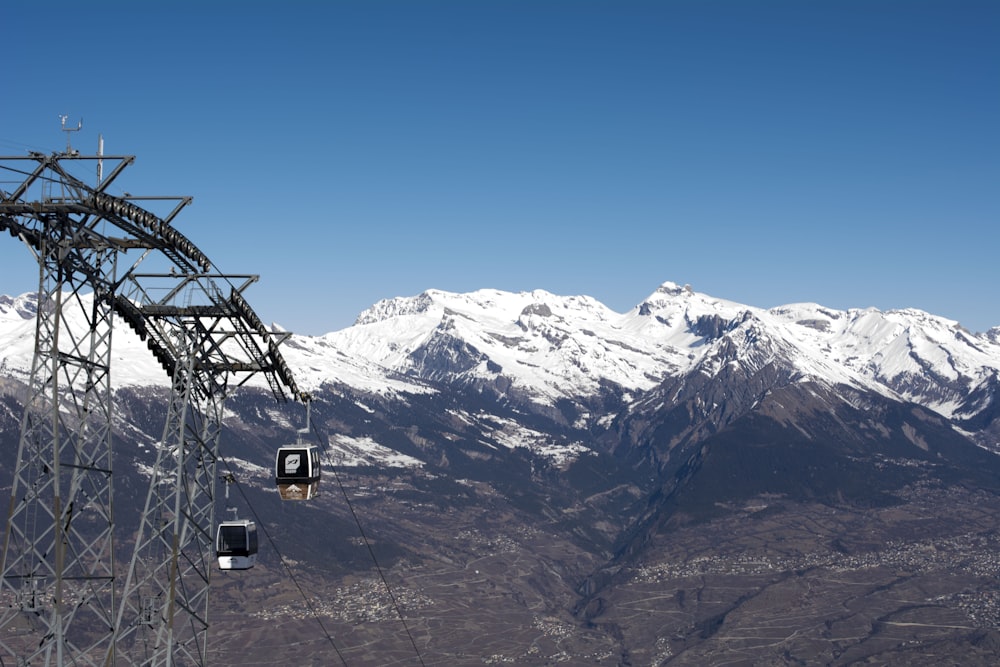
<box><xmin>275</xmin><ymin>445</ymin><xmax>321</xmax><ymax>500</ymax></box>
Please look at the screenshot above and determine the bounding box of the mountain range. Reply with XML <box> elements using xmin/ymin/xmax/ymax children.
<box><xmin>3</xmin><ymin>280</ymin><xmax>1000</xmax><ymax>666</ymax></box>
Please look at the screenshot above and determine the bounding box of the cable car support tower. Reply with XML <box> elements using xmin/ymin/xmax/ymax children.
<box><xmin>0</xmin><ymin>131</ymin><xmax>306</xmax><ymax>666</ymax></box>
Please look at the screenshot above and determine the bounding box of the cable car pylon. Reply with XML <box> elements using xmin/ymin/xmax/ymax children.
<box><xmin>0</xmin><ymin>136</ymin><xmax>306</xmax><ymax>666</ymax></box>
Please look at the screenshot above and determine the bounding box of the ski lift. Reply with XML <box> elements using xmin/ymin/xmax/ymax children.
<box><xmin>216</xmin><ymin>473</ymin><xmax>258</xmax><ymax>570</ymax></box>
<box><xmin>275</xmin><ymin>400</ymin><xmax>321</xmax><ymax>500</ymax></box>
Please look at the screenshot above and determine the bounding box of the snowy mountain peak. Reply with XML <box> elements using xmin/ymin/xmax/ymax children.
<box><xmin>0</xmin><ymin>293</ymin><xmax>39</xmax><ymax>321</ymax></box>
<box><xmin>354</xmin><ymin>291</ymin><xmax>439</xmax><ymax>326</ymax></box>
<box><xmin>633</xmin><ymin>282</ymin><xmax>753</xmax><ymax>342</ymax></box>
<box><xmin>653</xmin><ymin>280</ymin><xmax>693</xmax><ymax>297</ymax></box>
<box><xmin>354</xmin><ymin>288</ymin><xmax>615</xmax><ymax>332</ymax></box>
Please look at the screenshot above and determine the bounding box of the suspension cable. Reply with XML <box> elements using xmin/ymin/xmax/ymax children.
<box><xmin>219</xmin><ymin>398</ymin><xmax>430</xmax><ymax>666</ymax></box>
<box><xmin>218</xmin><ymin>455</ymin><xmax>349</xmax><ymax>666</ymax></box>
<box><xmin>309</xmin><ymin>416</ymin><xmax>428</xmax><ymax>667</ymax></box>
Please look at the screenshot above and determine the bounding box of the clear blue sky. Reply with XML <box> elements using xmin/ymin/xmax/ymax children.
<box><xmin>3</xmin><ymin>0</ymin><xmax>998</xmax><ymax>334</ymax></box>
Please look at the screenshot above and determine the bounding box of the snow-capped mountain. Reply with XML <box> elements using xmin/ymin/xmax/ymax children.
<box><xmin>2</xmin><ymin>281</ymin><xmax>999</xmax><ymax>455</ymax></box>
<box><xmin>5</xmin><ymin>281</ymin><xmax>1000</xmax><ymax>665</ymax></box>
<box><xmin>276</xmin><ymin>281</ymin><xmax>1000</xmax><ymax>450</ymax></box>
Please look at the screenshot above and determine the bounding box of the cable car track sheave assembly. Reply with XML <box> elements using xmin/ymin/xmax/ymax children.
<box><xmin>0</xmin><ymin>150</ymin><xmax>307</xmax><ymax>667</ymax></box>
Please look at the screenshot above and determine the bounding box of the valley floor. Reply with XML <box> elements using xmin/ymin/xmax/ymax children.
<box><xmin>204</xmin><ymin>479</ymin><xmax>1000</xmax><ymax>666</ymax></box>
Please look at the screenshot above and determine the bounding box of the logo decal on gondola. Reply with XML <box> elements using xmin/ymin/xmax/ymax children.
<box><xmin>275</xmin><ymin>444</ymin><xmax>320</xmax><ymax>500</ymax></box>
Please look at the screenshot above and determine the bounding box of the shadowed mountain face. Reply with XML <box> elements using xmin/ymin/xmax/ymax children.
<box><xmin>213</xmin><ymin>374</ymin><xmax>1000</xmax><ymax>666</ymax></box>
<box><xmin>3</xmin><ymin>284</ymin><xmax>1000</xmax><ymax>665</ymax></box>
<box><xmin>62</xmin><ymin>374</ymin><xmax>1000</xmax><ymax>664</ymax></box>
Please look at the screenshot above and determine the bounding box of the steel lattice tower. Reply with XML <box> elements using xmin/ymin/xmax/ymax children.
<box><xmin>0</xmin><ymin>146</ymin><xmax>304</xmax><ymax>666</ymax></box>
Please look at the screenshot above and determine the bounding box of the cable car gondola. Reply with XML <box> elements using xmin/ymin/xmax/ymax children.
<box><xmin>216</xmin><ymin>519</ymin><xmax>258</xmax><ymax>570</ymax></box>
<box><xmin>275</xmin><ymin>443</ymin><xmax>321</xmax><ymax>500</ymax></box>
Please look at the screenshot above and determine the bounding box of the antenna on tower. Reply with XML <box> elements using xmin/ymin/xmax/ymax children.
<box><xmin>60</xmin><ymin>115</ymin><xmax>82</xmax><ymax>156</ymax></box>
<box><xmin>97</xmin><ymin>134</ymin><xmax>104</xmax><ymax>185</ymax></box>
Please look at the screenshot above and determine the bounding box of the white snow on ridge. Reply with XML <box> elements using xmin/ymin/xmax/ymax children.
<box><xmin>767</xmin><ymin>302</ymin><xmax>1000</xmax><ymax>414</ymax></box>
<box><xmin>1</xmin><ymin>282</ymin><xmax>999</xmax><ymax>422</ymax></box>
<box><xmin>328</xmin><ymin>434</ymin><xmax>424</xmax><ymax>468</ymax></box>
<box><xmin>322</xmin><ymin>283</ymin><xmax>744</xmax><ymax>403</ymax></box>
<box><xmin>482</xmin><ymin>414</ymin><xmax>592</xmax><ymax>467</ymax></box>
<box><xmin>280</xmin><ymin>333</ymin><xmax>434</xmax><ymax>396</ymax></box>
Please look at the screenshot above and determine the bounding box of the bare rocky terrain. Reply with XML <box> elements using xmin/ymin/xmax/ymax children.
<box><xmin>198</xmin><ymin>462</ymin><xmax>1000</xmax><ymax>667</ymax></box>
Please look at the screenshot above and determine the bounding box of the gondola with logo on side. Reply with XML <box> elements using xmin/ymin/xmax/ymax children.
<box><xmin>275</xmin><ymin>400</ymin><xmax>321</xmax><ymax>500</ymax></box>
<box><xmin>275</xmin><ymin>444</ymin><xmax>320</xmax><ymax>500</ymax></box>
<box><xmin>216</xmin><ymin>473</ymin><xmax>258</xmax><ymax>570</ymax></box>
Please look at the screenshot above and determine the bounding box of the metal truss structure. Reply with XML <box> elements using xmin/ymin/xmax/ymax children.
<box><xmin>0</xmin><ymin>147</ymin><xmax>305</xmax><ymax>666</ymax></box>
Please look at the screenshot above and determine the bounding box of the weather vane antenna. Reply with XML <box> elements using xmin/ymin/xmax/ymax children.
<box><xmin>60</xmin><ymin>114</ymin><xmax>82</xmax><ymax>155</ymax></box>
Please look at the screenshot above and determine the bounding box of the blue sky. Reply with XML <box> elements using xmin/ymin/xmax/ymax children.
<box><xmin>3</xmin><ymin>1</ymin><xmax>998</xmax><ymax>334</ymax></box>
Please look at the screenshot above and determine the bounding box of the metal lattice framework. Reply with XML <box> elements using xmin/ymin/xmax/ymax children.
<box><xmin>0</xmin><ymin>149</ymin><xmax>304</xmax><ymax>666</ymax></box>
